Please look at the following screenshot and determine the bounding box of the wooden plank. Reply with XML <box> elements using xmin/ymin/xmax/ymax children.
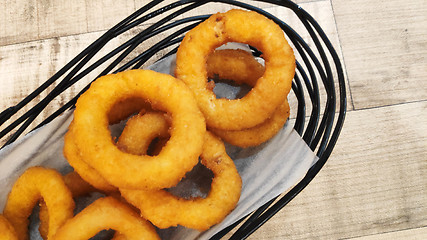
<box><xmin>0</xmin><ymin>0</ymin><xmax>39</xmax><ymax>46</ymax></box>
<box><xmin>240</xmin><ymin>101</ymin><xmax>427</xmax><ymax>239</ymax></box>
<box><xmin>36</xmin><ymin>0</ymin><xmax>88</xmax><ymax>40</ymax></box>
<box><xmin>86</xmin><ymin>0</ymin><xmax>135</xmax><ymax>32</ymax></box>
<box><xmin>331</xmin><ymin>0</ymin><xmax>427</xmax><ymax>109</ymax></box>
<box><xmin>345</xmin><ymin>226</ymin><xmax>427</xmax><ymax>240</ymax></box>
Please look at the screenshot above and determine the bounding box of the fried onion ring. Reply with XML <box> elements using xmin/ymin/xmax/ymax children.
<box><xmin>206</xmin><ymin>49</ymin><xmax>291</xmax><ymax>147</ymax></box>
<box><xmin>0</xmin><ymin>215</ymin><xmax>18</xmax><ymax>240</ymax></box>
<box><xmin>206</xmin><ymin>48</ymin><xmax>263</xmax><ymax>86</ymax></box>
<box><xmin>121</xmin><ymin>132</ymin><xmax>242</xmax><ymax>230</ymax></box>
<box><xmin>68</xmin><ymin>69</ymin><xmax>206</xmax><ymax>190</ymax></box>
<box><xmin>175</xmin><ymin>9</ymin><xmax>295</xmax><ymax>130</ymax></box>
<box><xmin>117</xmin><ymin>112</ymin><xmax>170</xmax><ymax>155</ymax></box>
<box><xmin>64</xmin><ymin>124</ymin><xmax>118</xmax><ymax>193</ymax></box>
<box><xmin>2</xmin><ymin>167</ymin><xmax>75</xmax><ymax>240</ymax></box>
<box><xmin>52</xmin><ymin>197</ymin><xmax>160</xmax><ymax>240</ymax></box>
<box><xmin>211</xmin><ymin>100</ymin><xmax>290</xmax><ymax>147</ymax></box>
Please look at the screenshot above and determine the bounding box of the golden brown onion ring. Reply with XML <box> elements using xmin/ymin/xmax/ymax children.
<box><xmin>175</xmin><ymin>9</ymin><xmax>295</xmax><ymax>130</ymax></box>
<box><xmin>206</xmin><ymin>49</ymin><xmax>290</xmax><ymax>147</ymax></box>
<box><xmin>2</xmin><ymin>167</ymin><xmax>75</xmax><ymax>240</ymax></box>
<box><xmin>0</xmin><ymin>215</ymin><xmax>18</xmax><ymax>240</ymax></box>
<box><xmin>52</xmin><ymin>197</ymin><xmax>160</xmax><ymax>240</ymax></box>
<box><xmin>68</xmin><ymin>69</ymin><xmax>206</xmax><ymax>190</ymax></box>
<box><xmin>206</xmin><ymin>48</ymin><xmax>263</xmax><ymax>87</ymax></box>
<box><xmin>121</xmin><ymin>132</ymin><xmax>242</xmax><ymax>231</ymax></box>
<box><xmin>117</xmin><ymin>112</ymin><xmax>169</xmax><ymax>155</ymax></box>
<box><xmin>63</xmin><ymin>124</ymin><xmax>118</xmax><ymax>193</ymax></box>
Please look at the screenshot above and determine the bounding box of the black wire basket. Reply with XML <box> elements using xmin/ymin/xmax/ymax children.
<box><xmin>0</xmin><ymin>0</ymin><xmax>346</xmax><ymax>239</ymax></box>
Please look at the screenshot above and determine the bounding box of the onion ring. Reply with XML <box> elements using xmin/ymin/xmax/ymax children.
<box><xmin>175</xmin><ymin>9</ymin><xmax>295</xmax><ymax>130</ymax></box>
<box><xmin>206</xmin><ymin>48</ymin><xmax>263</xmax><ymax>87</ymax></box>
<box><xmin>52</xmin><ymin>197</ymin><xmax>160</xmax><ymax>240</ymax></box>
<box><xmin>206</xmin><ymin>49</ymin><xmax>291</xmax><ymax>147</ymax></box>
<box><xmin>117</xmin><ymin>112</ymin><xmax>170</xmax><ymax>155</ymax></box>
<box><xmin>211</xmin><ymin>100</ymin><xmax>290</xmax><ymax>147</ymax></box>
<box><xmin>63</xmin><ymin>124</ymin><xmax>118</xmax><ymax>193</ymax></box>
<box><xmin>0</xmin><ymin>215</ymin><xmax>18</xmax><ymax>240</ymax></box>
<box><xmin>2</xmin><ymin>167</ymin><xmax>75</xmax><ymax>240</ymax></box>
<box><xmin>68</xmin><ymin>69</ymin><xmax>206</xmax><ymax>189</ymax></box>
<box><xmin>107</xmin><ymin>97</ymin><xmax>150</xmax><ymax>125</ymax></box>
<box><xmin>121</xmin><ymin>132</ymin><xmax>242</xmax><ymax>231</ymax></box>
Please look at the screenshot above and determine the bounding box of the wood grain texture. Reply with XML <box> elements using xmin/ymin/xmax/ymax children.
<box><xmin>331</xmin><ymin>0</ymin><xmax>427</xmax><ymax>109</ymax></box>
<box><xmin>243</xmin><ymin>101</ymin><xmax>427</xmax><ymax>239</ymax></box>
<box><xmin>0</xmin><ymin>0</ymin><xmax>426</xmax><ymax>239</ymax></box>
<box><xmin>0</xmin><ymin>0</ymin><xmax>39</xmax><ymax>46</ymax></box>
<box><xmin>346</xmin><ymin>226</ymin><xmax>427</xmax><ymax>240</ymax></box>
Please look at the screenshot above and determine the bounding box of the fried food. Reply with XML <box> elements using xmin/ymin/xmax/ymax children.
<box><xmin>52</xmin><ymin>197</ymin><xmax>160</xmax><ymax>240</ymax></box>
<box><xmin>64</xmin><ymin>123</ymin><xmax>118</xmax><ymax>193</ymax></box>
<box><xmin>211</xmin><ymin>100</ymin><xmax>290</xmax><ymax>147</ymax></box>
<box><xmin>117</xmin><ymin>112</ymin><xmax>170</xmax><ymax>155</ymax></box>
<box><xmin>38</xmin><ymin>171</ymin><xmax>101</xmax><ymax>239</ymax></box>
<box><xmin>2</xmin><ymin>167</ymin><xmax>75</xmax><ymax>240</ymax></box>
<box><xmin>206</xmin><ymin>48</ymin><xmax>263</xmax><ymax>86</ymax></box>
<box><xmin>121</xmin><ymin>132</ymin><xmax>242</xmax><ymax>231</ymax></box>
<box><xmin>0</xmin><ymin>215</ymin><xmax>18</xmax><ymax>240</ymax></box>
<box><xmin>67</xmin><ymin>69</ymin><xmax>206</xmax><ymax>190</ymax></box>
<box><xmin>206</xmin><ymin>49</ymin><xmax>290</xmax><ymax>147</ymax></box>
<box><xmin>175</xmin><ymin>9</ymin><xmax>295</xmax><ymax>130</ymax></box>
<box><xmin>62</xmin><ymin>171</ymin><xmax>99</xmax><ymax>198</ymax></box>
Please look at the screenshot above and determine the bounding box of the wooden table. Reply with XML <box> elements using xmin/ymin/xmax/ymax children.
<box><xmin>0</xmin><ymin>0</ymin><xmax>426</xmax><ymax>239</ymax></box>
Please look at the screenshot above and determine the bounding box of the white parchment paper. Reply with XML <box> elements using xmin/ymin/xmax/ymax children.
<box><xmin>0</xmin><ymin>51</ymin><xmax>318</xmax><ymax>239</ymax></box>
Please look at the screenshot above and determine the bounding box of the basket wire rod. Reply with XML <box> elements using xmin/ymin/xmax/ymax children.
<box><xmin>115</xmin><ymin>23</ymin><xmax>197</xmax><ymax>71</ymax></box>
<box><xmin>94</xmin><ymin>2</ymin><xmax>207</xmax><ymax>78</ymax></box>
<box><xmin>36</xmin><ymin>36</ymin><xmax>186</xmax><ymax>130</ymax></box>
<box><xmin>217</xmin><ymin>1</ymin><xmax>346</xmax><ymax>238</ymax></box>
<box><xmin>211</xmin><ymin>216</ymin><xmax>246</xmax><ymax>240</ymax></box>
<box><xmin>0</xmin><ymin>39</ymin><xmax>110</xmax><ymax>147</ymax></box>
<box><xmin>64</xmin><ymin>17</ymin><xmax>207</xmax><ymax>91</ymax></box>
<box><xmin>297</xmin><ymin>19</ymin><xmax>336</xmax><ymax>159</ymax></box>
<box><xmin>115</xmin><ymin>0</ymin><xmax>201</xmax><ymax>36</ymax></box>
<box><xmin>6</xmin><ymin>15</ymin><xmax>206</xmax><ymax>139</ymax></box>
<box><xmin>225</xmin><ymin>196</ymin><xmax>278</xmax><ymax>240</ymax></box>
<box><xmin>0</xmin><ymin>0</ymin><xmax>164</xmax><ymax>126</ymax></box>
<box><xmin>0</xmin><ymin>35</ymin><xmax>110</xmax><ymax>126</ymax></box>
<box><xmin>298</xmin><ymin>61</ymin><xmax>320</xmax><ymax>146</ymax></box>
<box><xmin>216</xmin><ymin>0</ymin><xmax>328</xmax><ymax>150</ymax></box>
<box><xmin>34</xmin><ymin>35</ymin><xmax>185</xmax><ymax>130</ymax></box>
<box><xmin>292</xmin><ymin>73</ymin><xmax>306</xmax><ymax>135</ymax></box>
<box><xmin>302</xmin><ymin>9</ymin><xmax>347</xmax><ymax>163</ymax></box>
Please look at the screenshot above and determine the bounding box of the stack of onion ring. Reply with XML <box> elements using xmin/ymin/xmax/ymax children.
<box><xmin>117</xmin><ymin>112</ymin><xmax>241</xmax><ymax>230</ymax></box>
<box><xmin>0</xmin><ymin>9</ymin><xmax>296</xmax><ymax>238</ymax></box>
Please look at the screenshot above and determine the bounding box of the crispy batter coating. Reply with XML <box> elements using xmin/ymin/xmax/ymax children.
<box><xmin>64</xmin><ymin>123</ymin><xmax>118</xmax><ymax>193</ymax></box>
<box><xmin>117</xmin><ymin>112</ymin><xmax>170</xmax><ymax>155</ymax></box>
<box><xmin>121</xmin><ymin>132</ymin><xmax>242</xmax><ymax>231</ymax></box>
<box><xmin>52</xmin><ymin>197</ymin><xmax>160</xmax><ymax>240</ymax></box>
<box><xmin>2</xmin><ymin>167</ymin><xmax>75</xmax><ymax>240</ymax></box>
<box><xmin>68</xmin><ymin>69</ymin><xmax>206</xmax><ymax>190</ymax></box>
<box><xmin>207</xmin><ymin>48</ymin><xmax>263</xmax><ymax>86</ymax></box>
<box><xmin>175</xmin><ymin>9</ymin><xmax>295</xmax><ymax>130</ymax></box>
<box><xmin>206</xmin><ymin>49</ymin><xmax>290</xmax><ymax>147</ymax></box>
<box><xmin>0</xmin><ymin>215</ymin><xmax>18</xmax><ymax>240</ymax></box>
<box><xmin>211</xmin><ymin>100</ymin><xmax>290</xmax><ymax>147</ymax></box>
